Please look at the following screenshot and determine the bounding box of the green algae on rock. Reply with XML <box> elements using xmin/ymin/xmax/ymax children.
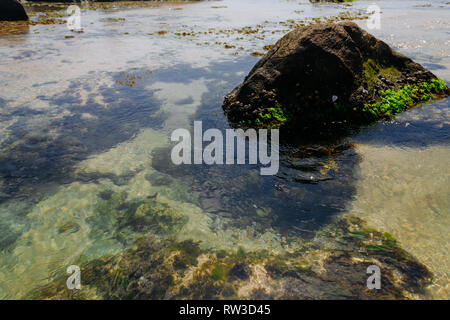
<box><xmin>361</xmin><ymin>78</ymin><xmax>448</xmax><ymax>120</ymax></box>
<box><xmin>222</xmin><ymin>22</ymin><xmax>449</xmax><ymax>131</ymax></box>
<box><xmin>29</xmin><ymin>216</ymin><xmax>432</xmax><ymax>300</ymax></box>
<box><xmin>253</xmin><ymin>103</ymin><xmax>289</xmax><ymax>127</ymax></box>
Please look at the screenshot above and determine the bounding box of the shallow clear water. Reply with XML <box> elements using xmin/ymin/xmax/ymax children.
<box><xmin>0</xmin><ymin>0</ymin><xmax>448</xmax><ymax>299</ymax></box>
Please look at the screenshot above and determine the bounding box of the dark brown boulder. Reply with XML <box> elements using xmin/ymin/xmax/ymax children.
<box><xmin>0</xmin><ymin>0</ymin><xmax>28</xmax><ymax>21</ymax></box>
<box><xmin>223</xmin><ymin>22</ymin><xmax>448</xmax><ymax>131</ymax></box>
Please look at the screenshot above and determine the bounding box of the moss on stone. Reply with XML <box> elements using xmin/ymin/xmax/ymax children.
<box><xmin>362</xmin><ymin>59</ymin><xmax>402</xmax><ymax>91</ymax></box>
<box><xmin>361</xmin><ymin>78</ymin><xmax>448</xmax><ymax>119</ymax></box>
<box><xmin>255</xmin><ymin>103</ymin><xmax>289</xmax><ymax>127</ymax></box>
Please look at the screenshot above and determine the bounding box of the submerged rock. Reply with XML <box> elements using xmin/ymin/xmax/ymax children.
<box><xmin>0</xmin><ymin>0</ymin><xmax>28</xmax><ymax>21</ymax></box>
<box><xmin>222</xmin><ymin>22</ymin><xmax>449</xmax><ymax>131</ymax></box>
<box><xmin>29</xmin><ymin>216</ymin><xmax>432</xmax><ymax>300</ymax></box>
<box><xmin>85</xmin><ymin>191</ymin><xmax>187</xmax><ymax>247</ymax></box>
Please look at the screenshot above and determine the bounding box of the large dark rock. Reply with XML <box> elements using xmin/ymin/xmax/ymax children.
<box><xmin>0</xmin><ymin>0</ymin><xmax>28</xmax><ymax>21</ymax></box>
<box><xmin>223</xmin><ymin>22</ymin><xmax>448</xmax><ymax>131</ymax></box>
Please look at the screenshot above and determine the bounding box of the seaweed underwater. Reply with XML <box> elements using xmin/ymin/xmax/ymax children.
<box><xmin>0</xmin><ymin>0</ymin><xmax>449</xmax><ymax>300</ymax></box>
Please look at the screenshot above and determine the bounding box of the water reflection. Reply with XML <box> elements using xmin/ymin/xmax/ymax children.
<box><xmin>0</xmin><ymin>69</ymin><xmax>166</xmax><ymax>204</ymax></box>
<box><xmin>0</xmin><ymin>0</ymin><xmax>448</xmax><ymax>299</ymax></box>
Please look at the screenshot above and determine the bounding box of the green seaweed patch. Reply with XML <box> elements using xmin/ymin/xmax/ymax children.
<box><xmin>28</xmin><ymin>18</ymin><xmax>66</xmax><ymax>26</ymax></box>
<box><xmin>381</xmin><ymin>232</ymin><xmax>397</xmax><ymax>246</ymax></box>
<box><xmin>235</xmin><ymin>246</ymin><xmax>246</xmax><ymax>259</ymax></box>
<box><xmin>211</xmin><ymin>263</ymin><xmax>231</xmax><ymax>281</ymax></box>
<box><xmin>87</xmin><ymin>191</ymin><xmax>187</xmax><ymax>245</ymax></box>
<box><xmin>362</xmin><ymin>78</ymin><xmax>448</xmax><ymax>119</ymax></box>
<box><xmin>253</xmin><ymin>103</ymin><xmax>289</xmax><ymax>128</ymax></box>
<box><xmin>170</xmin><ymin>240</ymin><xmax>202</xmax><ymax>268</ymax></box>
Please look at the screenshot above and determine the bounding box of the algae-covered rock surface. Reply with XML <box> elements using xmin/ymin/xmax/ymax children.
<box><xmin>222</xmin><ymin>22</ymin><xmax>449</xmax><ymax>131</ymax></box>
<box><xmin>29</xmin><ymin>216</ymin><xmax>432</xmax><ymax>300</ymax></box>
